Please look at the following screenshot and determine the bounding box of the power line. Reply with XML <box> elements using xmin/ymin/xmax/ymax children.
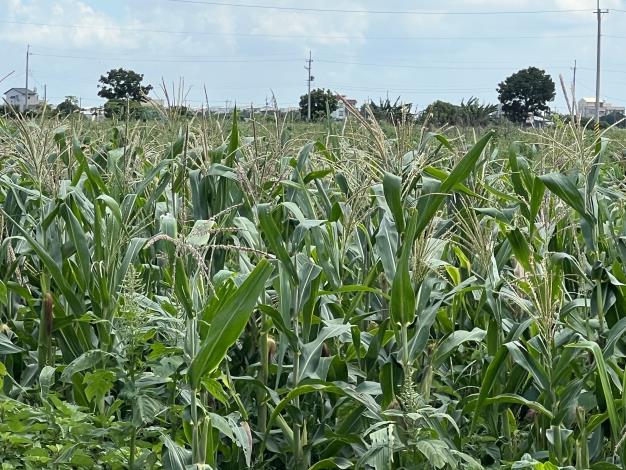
<box><xmin>27</xmin><ymin>51</ymin><xmax>571</xmax><ymax>72</ymax></box>
<box><xmin>315</xmin><ymin>59</ymin><xmax>569</xmax><ymax>71</ymax></box>
<box><xmin>34</xmin><ymin>50</ymin><xmax>625</xmax><ymax>74</ymax></box>
<box><xmin>165</xmin><ymin>0</ymin><xmax>589</xmax><ymax>15</ymax></box>
<box><xmin>0</xmin><ymin>20</ymin><xmax>596</xmax><ymax>41</ymax></box>
<box><xmin>30</xmin><ymin>52</ymin><xmax>302</xmax><ymax>64</ymax></box>
<box><xmin>320</xmin><ymin>82</ymin><xmax>495</xmax><ymax>93</ymax></box>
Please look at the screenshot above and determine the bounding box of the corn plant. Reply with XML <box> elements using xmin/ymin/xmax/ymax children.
<box><xmin>1</xmin><ymin>112</ymin><xmax>626</xmax><ymax>470</ymax></box>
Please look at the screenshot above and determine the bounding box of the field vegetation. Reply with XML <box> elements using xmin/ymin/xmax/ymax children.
<box><xmin>1</xmin><ymin>108</ymin><xmax>626</xmax><ymax>469</ymax></box>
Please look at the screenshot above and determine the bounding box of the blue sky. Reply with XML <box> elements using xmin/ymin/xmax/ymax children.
<box><xmin>1</xmin><ymin>0</ymin><xmax>626</xmax><ymax>112</ymax></box>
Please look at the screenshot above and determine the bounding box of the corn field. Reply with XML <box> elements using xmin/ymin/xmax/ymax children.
<box><xmin>1</xmin><ymin>112</ymin><xmax>626</xmax><ymax>469</ymax></box>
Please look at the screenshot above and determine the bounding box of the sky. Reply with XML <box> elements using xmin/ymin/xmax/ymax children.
<box><xmin>1</xmin><ymin>0</ymin><xmax>626</xmax><ymax>113</ymax></box>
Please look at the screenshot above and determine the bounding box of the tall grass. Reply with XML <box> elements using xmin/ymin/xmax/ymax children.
<box><xmin>1</xmin><ymin>110</ymin><xmax>626</xmax><ymax>469</ymax></box>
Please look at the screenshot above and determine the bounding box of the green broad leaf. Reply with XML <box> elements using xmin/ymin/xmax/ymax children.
<box><xmin>307</xmin><ymin>457</ymin><xmax>353</xmax><ymax>469</ymax></box>
<box><xmin>432</xmin><ymin>328</ymin><xmax>486</xmax><ymax>368</ymax></box>
<box><xmin>114</xmin><ymin>237</ymin><xmax>147</xmax><ymax>295</ymax></box>
<box><xmin>188</xmin><ymin>259</ymin><xmax>272</xmax><ymax>388</ymax></box>
<box><xmin>268</xmin><ymin>383</ymin><xmax>345</xmax><ymax>433</ymax></box>
<box><xmin>226</xmin><ymin>109</ymin><xmax>240</xmax><ymax>167</ymax></box>
<box><xmin>470</xmin><ymin>345</ymin><xmax>509</xmax><ymax>432</ymax></box>
<box><xmin>258</xmin><ymin>204</ymin><xmax>298</xmax><ymax>285</ymax></box>
<box><xmin>390</xmin><ymin>216</ymin><xmax>416</xmax><ymax>327</ymax></box>
<box><xmin>0</xmin><ymin>280</ymin><xmax>7</xmax><ymax>306</ymax></box>
<box><xmin>416</xmin><ymin>440</ymin><xmax>457</xmax><ymax>469</ymax></box>
<box><xmin>303</xmin><ymin>169</ymin><xmax>333</xmax><ymax>184</ymax></box>
<box><xmin>161</xmin><ymin>434</ymin><xmax>192</xmax><ymax>470</ymax></box>
<box><xmin>506</xmin><ymin>228</ymin><xmax>532</xmax><ymax>272</ymax></box>
<box><xmin>174</xmin><ymin>258</ymin><xmax>193</xmax><ymax>318</ymax></box>
<box><xmin>422</xmin><ymin>166</ymin><xmax>481</xmax><ymax>197</ymax></box>
<box><xmin>3</xmin><ymin>211</ymin><xmax>84</xmax><ymax>317</ymax></box>
<box><xmin>568</xmin><ymin>341</ymin><xmax>622</xmax><ymax>442</ymax></box>
<box><xmin>61</xmin><ymin>203</ymin><xmax>92</xmax><ymax>290</ymax></box>
<box><xmin>96</xmin><ymin>194</ymin><xmax>123</xmax><ymax>225</ymax></box>
<box><xmin>383</xmin><ymin>172</ymin><xmax>405</xmax><ymax>233</ymax></box>
<box><xmin>441</xmin><ymin>131</ymin><xmax>494</xmax><ymax>193</ymax></box>
<box><xmin>504</xmin><ymin>342</ymin><xmax>550</xmax><ymax>391</ymax></box>
<box><xmin>479</xmin><ymin>393</ymin><xmax>553</xmax><ymax>419</ymax></box>
<box><xmin>298</xmin><ymin>322</ymin><xmax>351</xmax><ymax>382</ymax></box>
<box><xmin>528</xmin><ymin>176</ymin><xmax>545</xmax><ymax>227</ymax></box>
<box><xmin>410</xmin><ymin>131</ymin><xmax>494</xmax><ymax>243</ymax></box>
<box><xmin>375</xmin><ymin>215</ymin><xmax>398</xmax><ymax>282</ymax></box>
<box><xmin>231</xmin><ymin>419</ymin><xmax>253</xmax><ymax>467</ymax></box>
<box><xmin>60</xmin><ymin>350</ymin><xmax>112</xmax><ymax>383</ymax></box>
<box><xmin>83</xmin><ymin>369</ymin><xmax>115</xmax><ymax>403</ymax></box>
<box><xmin>0</xmin><ymin>334</ymin><xmax>23</xmax><ymax>354</ymax></box>
<box><xmin>133</xmin><ymin>393</ymin><xmax>163</xmax><ymax>426</ymax></box>
<box><xmin>539</xmin><ymin>172</ymin><xmax>594</xmax><ymax>222</ymax></box>
<box><xmin>187</xmin><ymin>219</ymin><xmax>215</xmax><ymax>246</ymax></box>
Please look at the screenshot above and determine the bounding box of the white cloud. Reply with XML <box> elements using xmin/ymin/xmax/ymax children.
<box><xmin>0</xmin><ymin>0</ymin><xmax>142</xmax><ymax>48</ymax></box>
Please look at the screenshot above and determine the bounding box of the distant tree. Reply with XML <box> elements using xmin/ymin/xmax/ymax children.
<box><xmin>97</xmin><ymin>68</ymin><xmax>153</xmax><ymax>102</ymax></box>
<box><xmin>103</xmin><ymin>99</ymin><xmax>145</xmax><ymax>119</ymax></box>
<box><xmin>56</xmin><ymin>96</ymin><xmax>80</xmax><ymax>116</ymax></box>
<box><xmin>458</xmin><ymin>97</ymin><xmax>498</xmax><ymax>127</ymax></box>
<box><xmin>497</xmin><ymin>67</ymin><xmax>555</xmax><ymax>123</ymax></box>
<box><xmin>419</xmin><ymin>97</ymin><xmax>497</xmax><ymax>127</ymax></box>
<box><xmin>420</xmin><ymin>100</ymin><xmax>460</xmax><ymax>127</ymax></box>
<box><xmin>601</xmin><ymin>111</ymin><xmax>626</xmax><ymax>128</ymax></box>
<box><xmin>299</xmin><ymin>89</ymin><xmax>338</xmax><ymax>120</ymax></box>
<box><xmin>362</xmin><ymin>97</ymin><xmax>412</xmax><ymax>123</ymax></box>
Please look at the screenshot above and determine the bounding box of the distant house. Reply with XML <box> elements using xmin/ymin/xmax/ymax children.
<box><xmin>526</xmin><ymin>114</ymin><xmax>553</xmax><ymax>129</ymax></box>
<box><xmin>3</xmin><ymin>88</ymin><xmax>40</xmax><ymax>111</ymax></box>
<box><xmin>331</xmin><ymin>95</ymin><xmax>357</xmax><ymax>121</ymax></box>
<box><xmin>578</xmin><ymin>97</ymin><xmax>625</xmax><ymax>119</ymax></box>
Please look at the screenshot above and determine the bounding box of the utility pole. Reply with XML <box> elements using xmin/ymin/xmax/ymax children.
<box><xmin>305</xmin><ymin>51</ymin><xmax>314</xmax><ymax>121</ymax></box>
<box><xmin>24</xmin><ymin>44</ymin><xmax>30</xmax><ymax>112</ymax></box>
<box><xmin>571</xmin><ymin>60</ymin><xmax>577</xmax><ymax>119</ymax></box>
<box><xmin>594</xmin><ymin>1</ymin><xmax>608</xmax><ymax>126</ymax></box>
<box><xmin>572</xmin><ymin>60</ymin><xmax>576</xmax><ymax>102</ymax></box>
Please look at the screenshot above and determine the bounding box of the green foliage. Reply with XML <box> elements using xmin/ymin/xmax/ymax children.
<box><xmin>1</xmin><ymin>113</ymin><xmax>626</xmax><ymax>469</ymax></box>
<box><xmin>600</xmin><ymin>111</ymin><xmax>626</xmax><ymax>128</ymax></box>
<box><xmin>55</xmin><ymin>96</ymin><xmax>80</xmax><ymax>116</ymax></box>
<box><xmin>97</xmin><ymin>68</ymin><xmax>153</xmax><ymax>102</ymax></box>
<box><xmin>421</xmin><ymin>97</ymin><xmax>497</xmax><ymax>127</ymax></box>
<box><xmin>299</xmin><ymin>88</ymin><xmax>338</xmax><ymax>120</ymax></box>
<box><xmin>497</xmin><ymin>67</ymin><xmax>556</xmax><ymax>122</ymax></box>
<box><xmin>362</xmin><ymin>97</ymin><xmax>413</xmax><ymax>123</ymax></box>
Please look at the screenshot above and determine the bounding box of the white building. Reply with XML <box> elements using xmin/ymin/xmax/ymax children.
<box><xmin>331</xmin><ymin>106</ymin><xmax>348</xmax><ymax>120</ymax></box>
<box><xmin>578</xmin><ymin>97</ymin><xmax>625</xmax><ymax>119</ymax></box>
<box><xmin>3</xmin><ymin>88</ymin><xmax>40</xmax><ymax>111</ymax></box>
<box><xmin>331</xmin><ymin>96</ymin><xmax>357</xmax><ymax>121</ymax></box>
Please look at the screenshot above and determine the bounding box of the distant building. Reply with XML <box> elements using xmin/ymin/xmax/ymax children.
<box><xmin>526</xmin><ymin>114</ymin><xmax>553</xmax><ymax>128</ymax></box>
<box><xmin>3</xmin><ymin>88</ymin><xmax>40</xmax><ymax>111</ymax></box>
<box><xmin>331</xmin><ymin>95</ymin><xmax>357</xmax><ymax>120</ymax></box>
<box><xmin>578</xmin><ymin>97</ymin><xmax>625</xmax><ymax>119</ymax></box>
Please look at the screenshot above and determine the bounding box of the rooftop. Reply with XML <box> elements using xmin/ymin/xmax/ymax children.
<box><xmin>3</xmin><ymin>88</ymin><xmax>37</xmax><ymax>96</ymax></box>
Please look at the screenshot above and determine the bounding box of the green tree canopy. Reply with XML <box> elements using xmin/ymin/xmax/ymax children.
<box><xmin>97</xmin><ymin>68</ymin><xmax>153</xmax><ymax>102</ymax></box>
<box><xmin>56</xmin><ymin>96</ymin><xmax>80</xmax><ymax>116</ymax></box>
<box><xmin>361</xmin><ymin>97</ymin><xmax>412</xmax><ymax>123</ymax></box>
<box><xmin>299</xmin><ymin>89</ymin><xmax>338</xmax><ymax>120</ymax></box>
<box><xmin>497</xmin><ymin>67</ymin><xmax>555</xmax><ymax>123</ymax></box>
<box><xmin>420</xmin><ymin>97</ymin><xmax>497</xmax><ymax>127</ymax></box>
